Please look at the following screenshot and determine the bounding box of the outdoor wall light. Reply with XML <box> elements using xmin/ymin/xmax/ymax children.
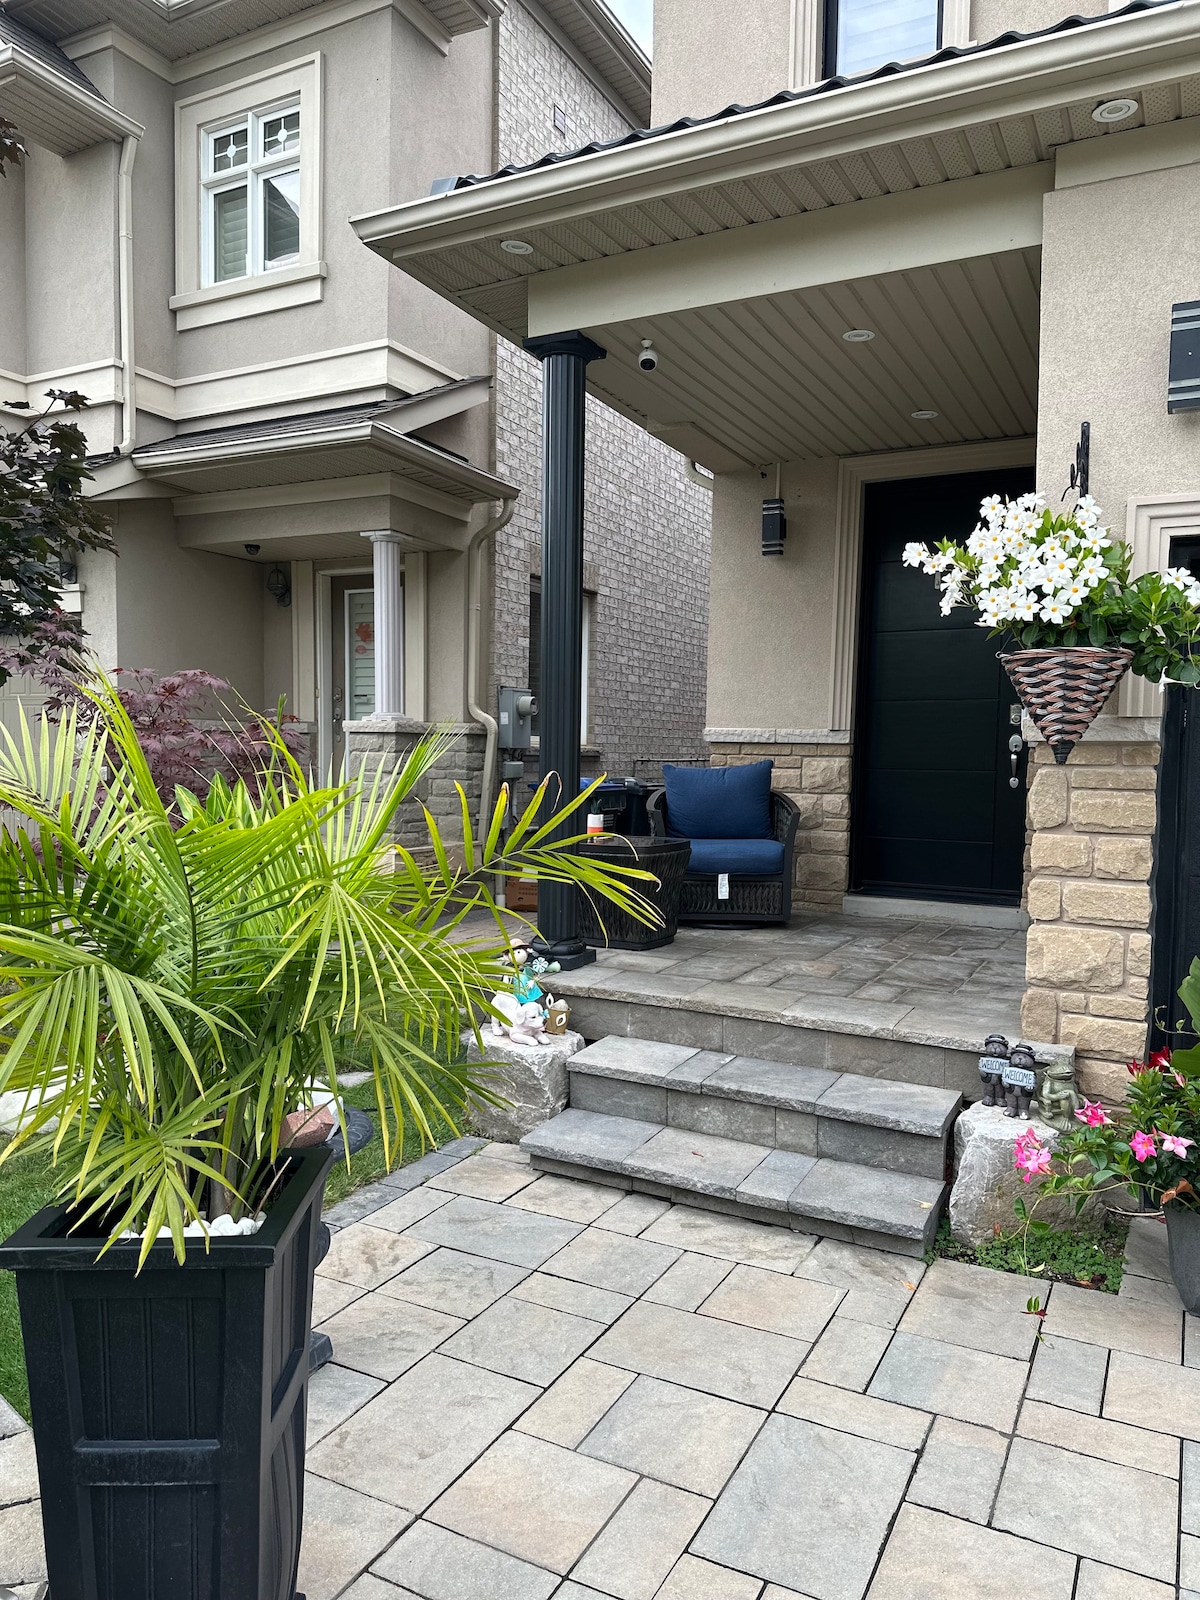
<box><xmin>266</xmin><ymin>565</ymin><xmax>292</xmax><ymax>608</ymax></box>
<box><xmin>842</xmin><ymin>328</ymin><xmax>875</xmax><ymax>343</ymax></box>
<box><xmin>1092</xmin><ymin>97</ymin><xmax>1139</xmax><ymax>123</ymax></box>
<box><xmin>501</xmin><ymin>238</ymin><xmax>535</xmax><ymax>255</ymax></box>
<box><xmin>911</xmin><ymin>409</ymin><xmax>939</xmax><ymax>420</ymax></box>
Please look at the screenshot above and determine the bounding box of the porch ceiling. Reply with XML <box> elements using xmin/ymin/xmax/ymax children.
<box><xmin>353</xmin><ymin>1</ymin><xmax>1200</xmax><ymax>466</ymax></box>
<box><xmin>577</xmin><ymin>247</ymin><xmax>1041</xmax><ymax>468</ymax></box>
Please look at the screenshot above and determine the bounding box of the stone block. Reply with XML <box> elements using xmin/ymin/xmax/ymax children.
<box><xmin>801</xmin><ymin>757</ymin><xmax>850</xmax><ymax>793</ymax></box>
<box><xmin>1058</xmin><ymin>1014</ymin><xmax>1149</xmax><ymax>1058</ymax></box>
<box><xmin>1025</xmin><ymin>926</ymin><xmax>1124</xmax><ymax>989</ymax></box>
<box><xmin>949</xmin><ymin>1103</ymin><xmax>1106</xmax><ymax>1249</ymax></box>
<box><xmin>1069</xmin><ymin>765</ymin><xmax>1157</xmax><ymax>789</ymax></box>
<box><xmin>794</xmin><ymin>854</ymin><xmax>848</xmax><ymax>890</ymax></box>
<box><xmin>1026</xmin><ymin>1332</ymin><xmax>1108</xmax><ymax>1415</ymax></box>
<box><xmin>1086</xmin><ymin>993</ymin><xmax>1149</xmax><ymax>1022</ymax></box>
<box><xmin>666</xmin><ymin>1090</ymin><xmax>776</xmax><ymax>1145</ymax></box>
<box><xmin>1061</xmin><ymin>881</ymin><xmax>1151</xmax><ymax>928</ymax></box>
<box><xmin>906</xmin><ymin>1416</ymin><xmax>1008</xmax><ymax>1524</ymax></box>
<box><xmin>1076</xmin><ymin>1056</ymin><xmax>1135</xmax><ymax>1101</ymax></box>
<box><xmin>868</xmin><ymin>1504</ymin><xmax>1076</xmax><ymax>1600</ymax></box>
<box><xmin>1021</xmin><ymin>987</ymin><xmax>1059</xmax><ymax>1040</ymax></box>
<box><xmin>462</xmin><ymin>1028</ymin><xmax>583</xmax><ymax>1142</ymax></box>
<box><xmin>1070</xmin><ymin>789</ymin><xmax>1157</xmax><ymax>834</ymax></box>
<box><xmin>1031</xmin><ymin>833</ymin><xmax>1092</xmax><ymax>875</ymax></box>
<box><xmin>868</xmin><ymin>1332</ymin><xmax>1028</xmax><ymax>1432</ymax></box>
<box><xmin>574</xmin><ymin>1074</ymin><xmax>667</xmax><ymax>1123</ymax></box>
<box><xmin>590</xmin><ymin>1300</ymin><xmax>808</xmax><ymax>1408</ymax></box>
<box><xmin>1026</xmin><ymin>878</ymin><xmax>1061</xmax><ymax>920</ymax></box>
<box><xmin>1093</xmin><ymin>835</ymin><xmax>1153</xmax><ymax>879</ymax></box>
<box><xmin>1028</xmin><ymin>768</ymin><xmax>1069</xmax><ymax>829</ymax></box>
<box><xmin>372</xmin><ymin>1521</ymin><xmax>555</xmax><ymax>1600</ymax></box>
<box><xmin>1127</xmin><ymin>932</ymin><xmax>1152</xmax><ymax>976</ymax></box>
<box><xmin>571</xmin><ymin>1478</ymin><xmax>710</xmax><ymax>1600</ymax></box>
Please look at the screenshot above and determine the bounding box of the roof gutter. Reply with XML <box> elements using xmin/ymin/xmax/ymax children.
<box><xmin>352</xmin><ymin>0</ymin><xmax>1195</xmax><ymax>259</ymax></box>
<box><xmin>133</xmin><ymin>418</ymin><xmax>517</xmax><ymax>500</ymax></box>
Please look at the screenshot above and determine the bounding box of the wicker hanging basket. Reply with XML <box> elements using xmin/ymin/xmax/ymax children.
<box><xmin>1001</xmin><ymin>645</ymin><xmax>1134</xmax><ymax>765</ymax></box>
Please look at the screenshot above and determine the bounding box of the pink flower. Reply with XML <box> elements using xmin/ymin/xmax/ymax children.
<box><xmin>1074</xmin><ymin>1099</ymin><xmax>1111</xmax><ymax>1128</ymax></box>
<box><xmin>1159</xmin><ymin>1132</ymin><xmax>1194</xmax><ymax>1158</ymax></box>
<box><xmin>1013</xmin><ymin>1128</ymin><xmax>1052</xmax><ymax>1183</ymax></box>
<box><xmin>1149</xmin><ymin>1049</ymin><xmax>1173</xmax><ymax>1071</ymax></box>
<box><xmin>1130</xmin><ymin>1130</ymin><xmax>1158</xmax><ymax>1163</ymax></box>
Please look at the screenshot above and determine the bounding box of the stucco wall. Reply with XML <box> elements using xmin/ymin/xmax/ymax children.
<box><xmin>492</xmin><ymin>2</ymin><xmax>712</xmax><ymax>782</ymax></box>
<box><xmin>969</xmin><ymin>0</ymin><xmax>1081</xmax><ymax>43</ymax></box>
<box><xmin>1037</xmin><ymin>147</ymin><xmax>1200</xmax><ymax>519</ymax></box>
<box><xmin>0</xmin><ymin>157</ymin><xmax>26</xmax><ymax>378</ymax></box>
<box><xmin>107</xmin><ymin>502</ymin><xmax>266</xmax><ymax>706</ymax></box>
<box><xmin>652</xmin><ymin>0</ymin><xmax>792</xmax><ymax>125</ymax></box>
<box><xmin>706</xmin><ymin>460</ymin><xmax>840</xmax><ymax>736</ymax></box>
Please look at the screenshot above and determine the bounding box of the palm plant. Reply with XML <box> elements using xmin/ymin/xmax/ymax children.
<box><xmin>0</xmin><ymin>676</ymin><xmax>655</xmax><ymax>1263</ymax></box>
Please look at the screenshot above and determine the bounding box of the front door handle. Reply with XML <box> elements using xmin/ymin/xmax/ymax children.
<box><xmin>1008</xmin><ymin>733</ymin><xmax>1024</xmax><ymax>789</ymax></box>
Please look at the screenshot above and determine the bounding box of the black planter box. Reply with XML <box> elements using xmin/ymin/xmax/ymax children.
<box><xmin>0</xmin><ymin>1145</ymin><xmax>333</xmax><ymax>1600</ymax></box>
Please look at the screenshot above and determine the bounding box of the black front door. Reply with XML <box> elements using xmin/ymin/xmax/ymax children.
<box><xmin>850</xmin><ymin>467</ymin><xmax>1034</xmax><ymax>905</ymax></box>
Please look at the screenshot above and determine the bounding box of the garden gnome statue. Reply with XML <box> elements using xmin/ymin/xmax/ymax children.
<box><xmin>1002</xmin><ymin>1042</ymin><xmax>1038</xmax><ymax>1119</ymax></box>
<box><xmin>1037</xmin><ymin>1056</ymin><xmax>1085</xmax><ymax>1133</ymax></box>
<box><xmin>978</xmin><ymin>1034</ymin><xmax>1009</xmax><ymax>1108</ymax></box>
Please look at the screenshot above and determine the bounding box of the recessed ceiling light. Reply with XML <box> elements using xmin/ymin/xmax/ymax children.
<box><xmin>501</xmin><ymin>238</ymin><xmax>535</xmax><ymax>255</ymax></box>
<box><xmin>1092</xmin><ymin>97</ymin><xmax>1139</xmax><ymax>124</ymax></box>
<box><xmin>842</xmin><ymin>328</ymin><xmax>875</xmax><ymax>343</ymax></box>
<box><xmin>911</xmin><ymin>409</ymin><xmax>939</xmax><ymax>420</ymax></box>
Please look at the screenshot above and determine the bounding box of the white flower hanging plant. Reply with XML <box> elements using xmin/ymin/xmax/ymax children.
<box><xmin>903</xmin><ymin>492</ymin><xmax>1200</xmax><ymax>689</ymax></box>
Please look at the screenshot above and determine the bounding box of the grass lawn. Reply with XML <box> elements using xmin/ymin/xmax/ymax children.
<box><xmin>928</xmin><ymin>1214</ymin><xmax>1129</xmax><ymax>1293</ymax></box>
<box><xmin>0</xmin><ymin>1077</ymin><xmax>463</xmax><ymax>1421</ymax></box>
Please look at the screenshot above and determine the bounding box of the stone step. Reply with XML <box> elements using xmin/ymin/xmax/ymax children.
<box><xmin>521</xmin><ymin>1108</ymin><xmax>945</xmax><ymax>1257</ymax></box>
<box><xmin>566</xmin><ymin>1036</ymin><xmax>960</xmax><ymax>1181</ymax></box>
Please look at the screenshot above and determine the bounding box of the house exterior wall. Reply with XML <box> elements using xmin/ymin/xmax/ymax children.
<box><xmin>493</xmin><ymin>1</ymin><xmax>712</xmax><ymax>784</ymax></box>
<box><xmin>651</xmin><ymin>0</ymin><xmax>792</xmax><ymax>126</ymax></box>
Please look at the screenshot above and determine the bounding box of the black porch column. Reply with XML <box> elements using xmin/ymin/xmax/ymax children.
<box><xmin>524</xmin><ymin>329</ymin><xmax>606</xmax><ymax>969</ymax></box>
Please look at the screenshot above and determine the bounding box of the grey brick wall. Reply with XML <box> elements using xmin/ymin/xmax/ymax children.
<box><xmin>493</xmin><ymin>2</ymin><xmax>712</xmax><ymax>786</ymax></box>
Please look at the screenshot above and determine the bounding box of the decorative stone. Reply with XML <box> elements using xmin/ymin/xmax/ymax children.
<box><xmin>463</xmin><ymin>1026</ymin><xmax>584</xmax><ymax>1142</ymax></box>
<box><xmin>949</xmin><ymin>1102</ymin><xmax>1106</xmax><ymax>1248</ymax></box>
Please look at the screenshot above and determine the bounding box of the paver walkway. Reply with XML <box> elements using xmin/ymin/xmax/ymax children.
<box><xmin>0</xmin><ymin>1142</ymin><xmax>1195</xmax><ymax>1599</ymax></box>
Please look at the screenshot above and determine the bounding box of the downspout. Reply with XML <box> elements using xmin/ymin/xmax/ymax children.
<box><xmin>117</xmin><ymin>133</ymin><xmax>138</xmax><ymax>453</ymax></box>
<box><xmin>466</xmin><ymin>496</ymin><xmax>518</xmax><ymax>847</ymax></box>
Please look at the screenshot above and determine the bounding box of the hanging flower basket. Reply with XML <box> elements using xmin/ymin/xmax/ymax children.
<box><xmin>1000</xmin><ymin>644</ymin><xmax>1134</xmax><ymax>765</ymax></box>
<box><xmin>902</xmin><ymin>490</ymin><xmax>1200</xmax><ymax>761</ymax></box>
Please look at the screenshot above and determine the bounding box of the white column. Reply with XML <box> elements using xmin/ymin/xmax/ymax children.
<box><xmin>362</xmin><ymin>531</ymin><xmax>404</xmax><ymax>716</ymax></box>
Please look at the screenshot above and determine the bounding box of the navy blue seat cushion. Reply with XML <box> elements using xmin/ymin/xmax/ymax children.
<box><xmin>663</xmin><ymin>760</ymin><xmax>773</xmax><ymax>840</ymax></box>
<box><xmin>685</xmin><ymin>838</ymin><xmax>784</xmax><ymax>877</ymax></box>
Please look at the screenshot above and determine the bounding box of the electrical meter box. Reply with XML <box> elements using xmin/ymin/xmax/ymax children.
<box><xmin>498</xmin><ymin>686</ymin><xmax>537</xmax><ymax>750</ymax></box>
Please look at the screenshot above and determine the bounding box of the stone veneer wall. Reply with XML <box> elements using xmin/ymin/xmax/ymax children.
<box><xmin>1020</xmin><ymin>738</ymin><xmax>1158</xmax><ymax>1100</ymax></box>
<box><xmin>343</xmin><ymin>719</ymin><xmax>485</xmax><ymax>849</ymax></box>
<box><xmin>492</xmin><ymin>2</ymin><xmax>712</xmax><ymax>783</ymax></box>
<box><xmin>708</xmin><ymin>737</ymin><xmax>853</xmax><ymax>913</ymax></box>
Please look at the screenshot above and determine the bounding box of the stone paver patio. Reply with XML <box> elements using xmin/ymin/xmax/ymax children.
<box><xmin>0</xmin><ymin>1138</ymin><xmax>1195</xmax><ymax>1599</ymax></box>
<box><xmin>552</xmin><ymin>912</ymin><xmax>1029</xmax><ymax>1049</ymax></box>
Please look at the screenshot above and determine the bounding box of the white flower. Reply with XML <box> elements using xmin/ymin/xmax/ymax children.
<box><xmin>902</xmin><ymin>542</ymin><xmax>930</xmax><ymax>569</ymax></box>
<box><xmin>1042</xmin><ymin>554</ymin><xmax>1077</xmax><ymax>589</ymax></box>
<box><xmin>1041</xmin><ymin>597</ymin><xmax>1074</xmax><ymax>625</ymax></box>
<box><xmin>1061</xmin><ymin>578</ymin><xmax>1091</xmax><ymax>605</ymax></box>
<box><xmin>1078</xmin><ymin>555</ymin><xmax>1106</xmax><ymax>583</ymax></box>
<box><xmin>1076</xmin><ymin>494</ymin><xmax>1101</xmax><ymax>515</ymax></box>
<box><xmin>1082</xmin><ymin>530</ymin><xmax>1111</xmax><ymax>553</ymax></box>
<box><xmin>980</xmin><ymin>495</ymin><xmax>1004</xmax><ymax>522</ymax></box>
<box><xmin>1165</xmin><ymin>566</ymin><xmax>1194</xmax><ymax>592</ymax></box>
<box><xmin>1012</xmin><ymin>595</ymin><xmax>1040</xmax><ymax>622</ymax></box>
<box><xmin>978</xmin><ymin>560</ymin><xmax>1001</xmax><ymax>586</ymax></box>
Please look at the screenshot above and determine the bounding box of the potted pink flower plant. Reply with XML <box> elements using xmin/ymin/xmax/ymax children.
<box><xmin>1014</xmin><ymin>963</ymin><xmax>1200</xmax><ymax>1309</ymax></box>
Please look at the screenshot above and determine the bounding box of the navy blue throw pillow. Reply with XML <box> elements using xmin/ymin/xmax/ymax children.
<box><xmin>662</xmin><ymin>760</ymin><xmax>774</xmax><ymax>840</ymax></box>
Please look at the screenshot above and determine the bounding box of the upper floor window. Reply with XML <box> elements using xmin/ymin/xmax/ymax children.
<box><xmin>203</xmin><ymin>104</ymin><xmax>302</xmax><ymax>285</ymax></box>
<box><xmin>823</xmin><ymin>0</ymin><xmax>941</xmax><ymax>77</ymax></box>
<box><xmin>172</xmin><ymin>55</ymin><xmax>323</xmax><ymax>330</ymax></box>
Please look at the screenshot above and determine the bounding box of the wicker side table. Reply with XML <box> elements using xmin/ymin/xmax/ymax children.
<box><xmin>576</xmin><ymin>834</ymin><xmax>691</xmax><ymax>950</ymax></box>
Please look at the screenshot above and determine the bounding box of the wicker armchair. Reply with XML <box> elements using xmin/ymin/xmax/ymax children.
<box><xmin>647</xmin><ymin>786</ymin><xmax>800</xmax><ymax>925</ymax></box>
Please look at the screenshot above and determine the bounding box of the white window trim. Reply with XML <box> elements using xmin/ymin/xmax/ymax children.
<box><xmin>792</xmin><ymin>0</ymin><xmax>972</xmax><ymax>89</ymax></box>
<box><xmin>1119</xmin><ymin>494</ymin><xmax>1200</xmax><ymax>718</ymax></box>
<box><xmin>172</xmin><ymin>54</ymin><xmax>323</xmax><ymax>330</ymax></box>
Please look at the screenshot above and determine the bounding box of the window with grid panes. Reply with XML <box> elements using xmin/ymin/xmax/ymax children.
<box><xmin>203</xmin><ymin>103</ymin><xmax>302</xmax><ymax>285</ymax></box>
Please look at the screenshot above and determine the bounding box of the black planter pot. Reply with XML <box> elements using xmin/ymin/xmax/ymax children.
<box><xmin>1166</xmin><ymin>1202</ymin><xmax>1200</xmax><ymax>1314</ymax></box>
<box><xmin>0</xmin><ymin>1144</ymin><xmax>333</xmax><ymax>1600</ymax></box>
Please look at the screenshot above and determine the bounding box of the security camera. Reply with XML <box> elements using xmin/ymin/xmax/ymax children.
<box><xmin>244</xmin><ymin>543</ymin><xmax>261</xmax><ymax>555</ymax></box>
<box><xmin>638</xmin><ymin>340</ymin><xmax>659</xmax><ymax>373</ymax></box>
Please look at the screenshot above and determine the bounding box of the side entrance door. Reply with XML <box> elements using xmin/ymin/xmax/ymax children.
<box><xmin>330</xmin><ymin>576</ymin><xmax>376</xmax><ymax>775</ymax></box>
<box><xmin>1150</xmin><ymin>534</ymin><xmax>1200</xmax><ymax>1050</ymax></box>
<box><xmin>850</xmin><ymin>466</ymin><xmax>1034</xmax><ymax>906</ymax></box>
